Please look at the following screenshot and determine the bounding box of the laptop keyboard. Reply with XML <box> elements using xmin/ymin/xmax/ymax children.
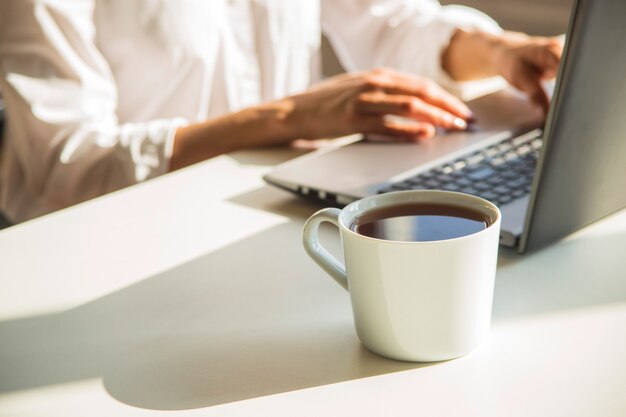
<box><xmin>377</xmin><ymin>131</ymin><xmax>543</xmax><ymax>207</ymax></box>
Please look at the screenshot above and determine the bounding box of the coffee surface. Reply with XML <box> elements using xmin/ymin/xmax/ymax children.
<box><xmin>350</xmin><ymin>203</ymin><xmax>491</xmax><ymax>242</ymax></box>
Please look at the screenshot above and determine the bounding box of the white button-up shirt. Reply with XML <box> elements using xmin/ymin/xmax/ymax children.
<box><xmin>0</xmin><ymin>0</ymin><xmax>499</xmax><ymax>222</ymax></box>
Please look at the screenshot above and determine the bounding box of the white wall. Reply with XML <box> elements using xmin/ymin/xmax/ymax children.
<box><xmin>441</xmin><ymin>0</ymin><xmax>573</xmax><ymax>35</ymax></box>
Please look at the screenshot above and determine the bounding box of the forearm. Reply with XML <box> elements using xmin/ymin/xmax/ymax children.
<box><xmin>442</xmin><ymin>29</ymin><xmax>512</xmax><ymax>81</ymax></box>
<box><xmin>169</xmin><ymin>99</ymin><xmax>296</xmax><ymax>171</ymax></box>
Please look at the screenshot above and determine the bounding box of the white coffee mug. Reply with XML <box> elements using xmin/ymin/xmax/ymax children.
<box><xmin>303</xmin><ymin>190</ymin><xmax>501</xmax><ymax>362</ymax></box>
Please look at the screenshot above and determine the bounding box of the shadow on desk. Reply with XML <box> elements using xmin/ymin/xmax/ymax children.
<box><xmin>228</xmin><ymin>146</ymin><xmax>310</xmax><ymax>167</ymax></box>
<box><xmin>0</xmin><ymin>219</ymin><xmax>427</xmax><ymax>411</ymax></box>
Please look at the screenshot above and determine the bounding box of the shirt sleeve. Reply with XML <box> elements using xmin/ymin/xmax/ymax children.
<box><xmin>0</xmin><ymin>0</ymin><xmax>187</xmax><ymax>219</ymax></box>
<box><xmin>320</xmin><ymin>0</ymin><xmax>505</xmax><ymax>97</ymax></box>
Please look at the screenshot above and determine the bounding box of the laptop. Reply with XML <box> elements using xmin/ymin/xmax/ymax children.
<box><xmin>264</xmin><ymin>0</ymin><xmax>626</xmax><ymax>253</ymax></box>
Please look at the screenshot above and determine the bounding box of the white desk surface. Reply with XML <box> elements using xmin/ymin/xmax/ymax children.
<box><xmin>1</xmin><ymin>147</ymin><xmax>625</xmax><ymax>417</ymax></box>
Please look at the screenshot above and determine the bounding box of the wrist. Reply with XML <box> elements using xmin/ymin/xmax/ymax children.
<box><xmin>256</xmin><ymin>98</ymin><xmax>300</xmax><ymax>143</ymax></box>
<box><xmin>490</xmin><ymin>31</ymin><xmax>534</xmax><ymax>76</ymax></box>
<box><xmin>444</xmin><ymin>29</ymin><xmax>503</xmax><ymax>80</ymax></box>
<box><xmin>264</xmin><ymin>94</ymin><xmax>319</xmax><ymax>141</ymax></box>
<box><xmin>466</xmin><ymin>30</ymin><xmax>504</xmax><ymax>75</ymax></box>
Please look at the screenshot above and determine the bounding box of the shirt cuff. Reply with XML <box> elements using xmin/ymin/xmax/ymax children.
<box><xmin>162</xmin><ymin>117</ymin><xmax>188</xmax><ymax>173</ymax></box>
<box><xmin>126</xmin><ymin>117</ymin><xmax>189</xmax><ymax>181</ymax></box>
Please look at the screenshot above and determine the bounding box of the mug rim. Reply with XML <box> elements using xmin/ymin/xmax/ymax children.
<box><xmin>339</xmin><ymin>190</ymin><xmax>501</xmax><ymax>245</ymax></box>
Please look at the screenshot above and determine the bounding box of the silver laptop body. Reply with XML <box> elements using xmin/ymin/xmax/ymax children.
<box><xmin>265</xmin><ymin>0</ymin><xmax>626</xmax><ymax>253</ymax></box>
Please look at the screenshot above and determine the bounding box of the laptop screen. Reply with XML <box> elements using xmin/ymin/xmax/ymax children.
<box><xmin>520</xmin><ymin>0</ymin><xmax>626</xmax><ymax>252</ymax></box>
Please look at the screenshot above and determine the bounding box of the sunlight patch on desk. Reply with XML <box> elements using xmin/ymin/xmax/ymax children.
<box><xmin>0</xmin><ymin>378</ymin><xmax>113</xmax><ymax>417</ymax></box>
<box><xmin>493</xmin><ymin>228</ymin><xmax>626</xmax><ymax>320</ymax></box>
<box><xmin>0</xmin><ymin>201</ymin><xmax>288</xmax><ymax>321</ymax></box>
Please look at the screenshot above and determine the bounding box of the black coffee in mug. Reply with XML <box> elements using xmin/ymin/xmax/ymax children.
<box><xmin>350</xmin><ymin>202</ymin><xmax>493</xmax><ymax>242</ymax></box>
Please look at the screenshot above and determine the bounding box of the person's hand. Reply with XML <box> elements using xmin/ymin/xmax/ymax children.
<box><xmin>443</xmin><ymin>29</ymin><xmax>563</xmax><ymax>114</ymax></box>
<box><xmin>492</xmin><ymin>32</ymin><xmax>564</xmax><ymax>112</ymax></box>
<box><xmin>284</xmin><ymin>68</ymin><xmax>472</xmax><ymax>142</ymax></box>
<box><xmin>170</xmin><ymin>68</ymin><xmax>472</xmax><ymax>170</ymax></box>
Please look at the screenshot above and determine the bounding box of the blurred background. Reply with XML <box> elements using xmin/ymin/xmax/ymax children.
<box><xmin>322</xmin><ymin>0</ymin><xmax>574</xmax><ymax>77</ymax></box>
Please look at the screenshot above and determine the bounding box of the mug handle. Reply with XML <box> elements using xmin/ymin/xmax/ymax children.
<box><xmin>302</xmin><ymin>208</ymin><xmax>349</xmax><ymax>291</ymax></box>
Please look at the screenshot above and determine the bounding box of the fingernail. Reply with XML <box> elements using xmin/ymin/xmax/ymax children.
<box><xmin>453</xmin><ymin>118</ymin><xmax>467</xmax><ymax>129</ymax></box>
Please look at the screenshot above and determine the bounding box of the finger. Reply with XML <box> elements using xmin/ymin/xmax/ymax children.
<box><xmin>513</xmin><ymin>65</ymin><xmax>550</xmax><ymax>113</ymax></box>
<box><xmin>400</xmin><ymin>78</ymin><xmax>472</xmax><ymax>120</ymax></box>
<box><xmin>529</xmin><ymin>42</ymin><xmax>562</xmax><ymax>79</ymax></box>
<box><xmin>362</xmin><ymin>70</ymin><xmax>472</xmax><ymax>119</ymax></box>
<box><xmin>547</xmin><ymin>37</ymin><xmax>565</xmax><ymax>59</ymax></box>
<box><xmin>542</xmin><ymin>67</ymin><xmax>558</xmax><ymax>80</ymax></box>
<box><xmin>383</xmin><ymin>115</ymin><xmax>438</xmax><ymax>139</ymax></box>
<box><xmin>355</xmin><ymin>92</ymin><xmax>468</xmax><ymax>130</ymax></box>
<box><xmin>359</xmin><ymin>114</ymin><xmax>436</xmax><ymax>141</ymax></box>
<box><xmin>379</xmin><ymin>69</ymin><xmax>472</xmax><ymax>118</ymax></box>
